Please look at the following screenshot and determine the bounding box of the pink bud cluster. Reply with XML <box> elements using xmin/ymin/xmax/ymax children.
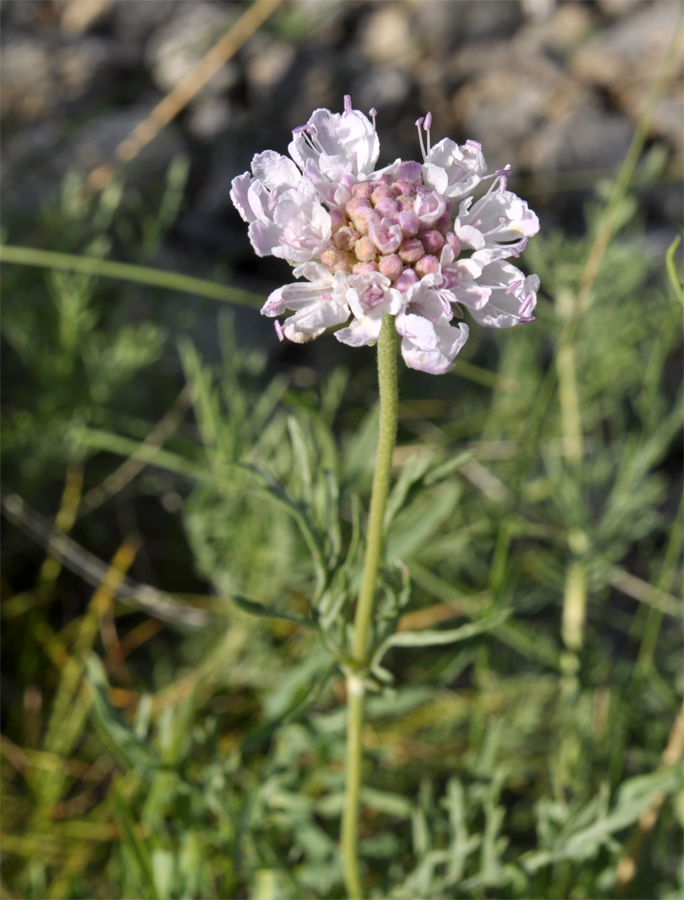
<box><xmin>321</xmin><ymin>165</ymin><xmax>463</xmax><ymax>293</ymax></box>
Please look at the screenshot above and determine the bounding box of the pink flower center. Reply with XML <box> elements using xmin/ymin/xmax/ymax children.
<box><xmin>319</xmin><ymin>168</ymin><xmax>459</xmax><ymax>285</ymax></box>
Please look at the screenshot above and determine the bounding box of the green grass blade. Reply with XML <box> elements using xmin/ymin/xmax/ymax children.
<box><xmin>0</xmin><ymin>244</ymin><xmax>264</xmax><ymax>308</ymax></box>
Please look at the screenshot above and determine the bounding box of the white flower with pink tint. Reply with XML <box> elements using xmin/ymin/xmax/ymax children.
<box><xmin>262</xmin><ymin>262</ymin><xmax>349</xmax><ymax>344</ymax></box>
<box><xmin>231</xmin><ymin>97</ymin><xmax>541</xmax><ymax>374</ymax></box>
<box><xmin>453</xmin><ymin>178</ymin><xmax>539</xmax><ymax>260</ymax></box>
<box><xmin>336</xmin><ymin>272</ymin><xmax>404</xmax><ymax>348</ymax></box>
<box><xmin>395</xmin><ymin>277</ymin><xmax>469</xmax><ymax>375</ymax></box>
<box><xmin>423</xmin><ymin>136</ymin><xmax>487</xmax><ymax>200</ymax></box>
<box><xmin>465</xmin><ymin>261</ymin><xmax>540</xmax><ymax>328</ymax></box>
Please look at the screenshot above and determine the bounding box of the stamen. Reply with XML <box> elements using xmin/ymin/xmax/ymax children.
<box><xmin>415</xmin><ymin>117</ymin><xmax>427</xmax><ymax>162</ymax></box>
<box><xmin>301</xmin><ymin>125</ymin><xmax>325</xmax><ymax>155</ymax></box>
<box><xmin>344</xmin><ymin>95</ymin><xmax>352</xmax><ymax>115</ymax></box>
<box><xmin>274</xmin><ymin>320</ymin><xmax>284</xmax><ymax>342</ymax></box>
<box><xmin>509</xmin><ymin>237</ymin><xmax>528</xmax><ymax>258</ymax></box>
<box><xmin>369</xmin><ymin>108</ymin><xmax>377</xmax><ymax>138</ymax></box>
<box><xmin>495</xmin><ymin>164</ymin><xmax>511</xmax><ymax>191</ymax></box>
<box><xmin>423</xmin><ymin>112</ymin><xmax>433</xmax><ymax>155</ymax></box>
<box><xmin>518</xmin><ymin>293</ymin><xmax>534</xmax><ymax>316</ymax></box>
<box><xmin>505</xmin><ymin>278</ymin><xmax>524</xmax><ymax>295</ymax></box>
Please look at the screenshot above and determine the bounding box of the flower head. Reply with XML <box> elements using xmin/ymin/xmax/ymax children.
<box><xmin>232</xmin><ymin>98</ymin><xmax>540</xmax><ymax>374</ymax></box>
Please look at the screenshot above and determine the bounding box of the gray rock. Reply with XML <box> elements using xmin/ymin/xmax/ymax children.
<box><xmin>597</xmin><ymin>0</ymin><xmax>651</xmax><ymax>18</ymax></box>
<box><xmin>111</xmin><ymin>1</ymin><xmax>180</xmax><ymax>43</ymax></box>
<box><xmin>514</xmin><ymin>2</ymin><xmax>594</xmax><ymax>56</ymax></box>
<box><xmin>1</xmin><ymin>1</ymin><xmax>56</xmax><ymax>28</ymax></box>
<box><xmin>571</xmin><ymin>2</ymin><xmax>683</xmax><ymax>149</ymax></box>
<box><xmin>452</xmin><ymin>43</ymin><xmax>596</xmax><ymax>171</ymax></box>
<box><xmin>351</xmin><ymin>67</ymin><xmax>413</xmax><ymax>118</ymax></box>
<box><xmin>0</xmin><ymin>31</ymin><xmax>135</xmax><ymax>123</ymax></box>
<box><xmin>145</xmin><ymin>2</ymin><xmax>239</xmax><ymax>95</ymax></box>
<box><xmin>520</xmin><ymin>108</ymin><xmax>634</xmax><ymax>173</ymax></box>
<box><xmin>406</xmin><ymin>0</ymin><xmax>523</xmax><ymax>48</ymax></box>
<box><xmin>2</xmin><ymin>106</ymin><xmax>186</xmax><ymax>218</ymax></box>
<box><xmin>360</xmin><ymin>3</ymin><xmax>416</xmax><ymax>66</ymax></box>
<box><xmin>58</xmin><ymin>0</ymin><xmax>113</xmax><ymax>34</ymax></box>
<box><xmin>245</xmin><ymin>36</ymin><xmax>296</xmax><ymax>102</ymax></box>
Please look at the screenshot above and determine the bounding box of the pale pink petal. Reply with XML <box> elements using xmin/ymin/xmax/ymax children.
<box><xmin>400</xmin><ymin>322</ymin><xmax>469</xmax><ymax>374</ymax></box>
<box><xmin>230</xmin><ymin>172</ymin><xmax>255</xmax><ymax>223</ymax></box>
<box><xmin>335</xmin><ymin>315</ymin><xmax>383</xmax><ymax>347</ymax></box>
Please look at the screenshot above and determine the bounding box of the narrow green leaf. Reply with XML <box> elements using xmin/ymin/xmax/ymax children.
<box><xmin>383</xmin><ymin>450</ymin><xmax>436</xmax><ymax>531</ymax></box>
<box><xmin>111</xmin><ymin>782</ymin><xmax>159</xmax><ymax>899</ymax></box>
<box><xmin>230</xmin><ymin>593</ymin><xmax>310</xmax><ymax>628</ymax></box>
<box><xmin>84</xmin><ymin>654</ymin><xmax>161</xmax><ymax>775</ymax></box>
<box><xmin>0</xmin><ymin>243</ymin><xmax>264</xmax><ymax>308</ymax></box>
<box><xmin>287</xmin><ymin>415</ymin><xmax>314</xmax><ymax>504</ymax></box>
<box><xmin>424</xmin><ymin>450</ymin><xmax>477</xmax><ymax>485</ymax></box>
<box><xmin>665</xmin><ymin>234</ymin><xmax>684</xmax><ymax>304</ymax></box>
<box><xmin>371</xmin><ymin>609</ymin><xmax>512</xmax><ymax>667</ymax></box>
<box><xmin>323</xmin><ymin>468</ymin><xmax>342</xmax><ymax>566</ymax></box>
<box><xmin>524</xmin><ymin>765</ymin><xmax>683</xmax><ymax>871</ymax></box>
<box><xmin>386</xmin><ymin>482</ymin><xmax>461</xmax><ymax>561</ymax></box>
<box><xmin>75</xmin><ymin>426</ymin><xmax>206</xmax><ymax>481</ymax></box>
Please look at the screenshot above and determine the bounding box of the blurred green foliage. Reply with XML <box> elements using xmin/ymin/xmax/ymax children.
<box><xmin>1</xmin><ymin>143</ymin><xmax>682</xmax><ymax>900</ymax></box>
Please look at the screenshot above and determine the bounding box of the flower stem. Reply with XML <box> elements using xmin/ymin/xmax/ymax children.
<box><xmin>342</xmin><ymin>313</ymin><xmax>398</xmax><ymax>900</ymax></box>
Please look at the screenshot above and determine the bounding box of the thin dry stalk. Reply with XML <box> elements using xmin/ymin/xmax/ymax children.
<box><xmin>85</xmin><ymin>0</ymin><xmax>285</xmax><ymax>195</ymax></box>
<box><xmin>616</xmin><ymin>706</ymin><xmax>684</xmax><ymax>892</ymax></box>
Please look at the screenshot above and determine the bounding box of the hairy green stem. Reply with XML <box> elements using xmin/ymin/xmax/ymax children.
<box><xmin>342</xmin><ymin>314</ymin><xmax>398</xmax><ymax>900</ymax></box>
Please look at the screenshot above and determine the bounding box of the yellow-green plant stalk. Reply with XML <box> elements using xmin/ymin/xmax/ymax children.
<box><xmin>341</xmin><ymin>313</ymin><xmax>398</xmax><ymax>899</ymax></box>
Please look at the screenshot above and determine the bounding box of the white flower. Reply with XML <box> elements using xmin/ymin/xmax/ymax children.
<box><xmin>465</xmin><ymin>260</ymin><xmax>540</xmax><ymax>328</ymax></box>
<box><xmin>289</xmin><ymin>96</ymin><xmax>380</xmax><ymax>183</ymax></box>
<box><xmin>231</xmin><ymin>98</ymin><xmax>541</xmax><ymax>373</ymax></box>
<box><xmin>396</xmin><ymin>279</ymin><xmax>469</xmax><ymax>375</ymax></box>
<box><xmin>454</xmin><ymin>183</ymin><xmax>539</xmax><ymax>260</ymax></box>
<box><xmin>263</xmin><ymin>262</ymin><xmax>349</xmax><ymax>343</ymax></box>
<box><xmin>336</xmin><ymin>272</ymin><xmax>403</xmax><ymax>347</ymax></box>
<box><xmin>423</xmin><ymin>138</ymin><xmax>487</xmax><ymax>199</ymax></box>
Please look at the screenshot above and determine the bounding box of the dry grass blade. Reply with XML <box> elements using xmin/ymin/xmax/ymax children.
<box><xmin>616</xmin><ymin>706</ymin><xmax>684</xmax><ymax>892</ymax></box>
<box><xmin>1</xmin><ymin>489</ymin><xmax>210</xmax><ymax>629</ymax></box>
<box><xmin>86</xmin><ymin>0</ymin><xmax>285</xmax><ymax>194</ymax></box>
<box><xmin>609</xmin><ymin>566</ymin><xmax>680</xmax><ymax>618</ymax></box>
<box><xmin>78</xmin><ymin>386</ymin><xmax>192</xmax><ymax>515</ymax></box>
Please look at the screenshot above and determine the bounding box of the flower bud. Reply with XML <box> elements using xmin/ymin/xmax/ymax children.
<box><xmin>334</xmin><ymin>226</ymin><xmax>360</xmax><ymax>251</ymax></box>
<box><xmin>378</xmin><ymin>254</ymin><xmax>404</xmax><ymax>281</ymax></box>
<box><xmin>350</xmin><ymin>206</ymin><xmax>380</xmax><ymax>235</ymax></box>
<box><xmin>371</xmin><ymin>185</ymin><xmax>394</xmax><ymax>205</ymax></box>
<box><xmin>374</xmin><ymin>198</ymin><xmax>400</xmax><ymax>218</ymax></box>
<box><xmin>346</xmin><ymin>196</ymin><xmax>371</xmax><ymax>216</ymax></box>
<box><xmin>433</xmin><ymin>213</ymin><xmax>452</xmax><ymax>235</ymax></box>
<box><xmin>329</xmin><ymin>208</ymin><xmax>345</xmax><ymax>229</ymax></box>
<box><xmin>394</xmin><ymin>161</ymin><xmax>422</xmax><ymax>183</ymax></box>
<box><xmin>398</xmin><ymin>238</ymin><xmax>425</xmax><ymax>264</ymax></box>
<box><xmin>393</xmin><ymin>179</ymin><xmax>417</xmax><ymax>198</ymax></box>
<box><xmin>351</xmin><ymin>182</ymin><xmax>374</xmax><ymax>199</ymax></box>
<box><xmin>352</xmin><ymin>261</ymin><xmax>378</xmax><ymax>274</ymax></box>
<box><xmin>398</xmin><ymin>211</ymin><xmax>419</xmax><ymax>236</ymax></box>
<box><xmin>421</xmin><ymin>230</ymin><xmax>446</xmax><ymax>254</ymax></box>
<box><xmin>369</xmin><ymin>217</ymin><xmax>403</xmax><ymax>254</ymax></box>
<box><xmin>354</xmin><ymin>235</ymin><xmax>376</xmax><ymax>262</ymax></box>
<box><xmin>415</xmin><ymin>254</ymin><xmax>439</xmax><ymax>277</ymax></box>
